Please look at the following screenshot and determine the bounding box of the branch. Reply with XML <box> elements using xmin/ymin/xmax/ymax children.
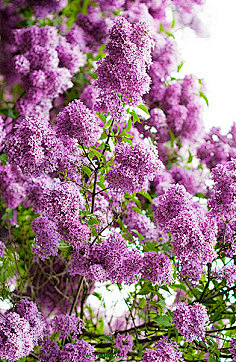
<box><xmin>198</xmin><ymin>263</ymin><xmax>211</xmax><ymax>302</ymax></box>
<box><xmin>69</xmin><ymin>276</ymin><xmax>84</xmax><ymax>316</ymax></box>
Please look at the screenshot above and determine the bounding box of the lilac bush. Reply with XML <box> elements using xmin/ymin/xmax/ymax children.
<box><xmin>0</xmin><ymin>1</ymin><xmax>235</xmax><ymax>361</ymax></box>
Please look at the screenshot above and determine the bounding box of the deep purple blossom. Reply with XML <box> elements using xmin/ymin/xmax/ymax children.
<box><xmin>51</xmin><ymin>314</ymin><xmax>84</xmax><ymax>339</ymax></box>
<box><xmin>114</xmin><ymin>333</ymin><xmax>133</xmax><ymax>357</ymax></box>
<box><xmin>106</xmin><ymin>142</ymin><xmax>163</xmax><ymax>194</ymax></box>
<box><xmin>56</xmin><ymin>99</ymin><xmax>101</xmax><ymax>146</ymax></box>
<box><xmin>142</xmin><ymin>337</ymin><xmax>183</xmax><ymax>362</ymax></box>
<box><xmin>173</xmin><ymin>302</ymin><xmax>209</xmax><ymax>342</ymax></box>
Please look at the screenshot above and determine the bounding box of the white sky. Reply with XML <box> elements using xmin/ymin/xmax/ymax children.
<box><xmin>175</xmin><ymin>0</ymin><xmax>236</xmax><ymax>133</ymax></box>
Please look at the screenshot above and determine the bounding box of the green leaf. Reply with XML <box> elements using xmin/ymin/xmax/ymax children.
<box><xmin>81</xmin><ymin>165</ymin><xmax>92</xmax><ymax>178</ymax></box>
<box><xmin>169</xmin><ymin>129</ymin><xmax>175</xmax><ymax>148</ymax></box>
<box><xmin>187</xmin><ymin>150</ymin><xmax>193</xmax><ymax>163</ymax></box>
<box><xmin>88</xmin><ymin>217</ymin><xmax>99</xmax><ymax>225</ymax></box>
<box><xmin>0</xmin><ymin>153</ymin><xmax>8</xmax><ymax>165</ymax></box>
<box><xmin>137</xmin><ymin>191</ymin><xmax>152</xmax><ymax>203</ymax></box>
<box><xmin>139</xmin><ymin>298</ymin><xmax>147</xmax><ymax>308</ymax></box>
<box><xmin>126</xmin><ymin>117</ymin><xmax>132</xmax><ymax>132</ymax></box>
<box><xmin>199</xmin><ymin>91</ymin><xmax>209</xmax><ymax>106</ymax></box>
<box><xmin>195</xmin><ymin>192</ymin><xmax>205</xmax><ymax>198</ymax></box>
<box><xmin>131</xmin><ymin>111</ymin><xmax>141</xmax><ymax>124</ymax></box>
<box><xmin>138</xmin><ymin>104</ymin><xmax>150</xmax><ymax>115</ymax></box>
<box><xmin>177</xmin><ymin>61</ymin><xmax>183</xmax><ymax>72</ymax></box>
<box><xmin>131</xmin><ymin>229</ymin><xmax>144</xmax><ymax>241</ymax></box>
<box><xmin>153</xmin><ymin>315</ymin><xmax>172</xmax><ymax>326</ymax></box>
<box><xmin>98</xmin><ymin>335</ymin><xmax>113</xmax><ymax>342</ymax></box>
<box><xmin>171</xmin><ymin>16</ymin><xmax>175</xmax><ymax>29</ymax></box>
<box><xmin>90</xmin><ymin>148</ymin><xmax>106</xmax><ymax>164</ymax></box>
<box><xmin>99</xmin><ymin>131</ymin><xmax>108</xmax><ymax>140</ymax></box>
<box><xmin>2</xmin><ymin>209</ymin><xmax>14</xmax><ymax>220</ymax></box>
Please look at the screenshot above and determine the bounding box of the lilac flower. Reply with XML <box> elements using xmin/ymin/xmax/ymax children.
<box><xmin>0</xmin><ymin>241</ymin><xmax>5</xmax><ymax>258</ymax></box>
<box><xmin>76</xmin><ymin>5</ymin><xmax>109</xmax><ymax>53</ymax></box>
<box><xmin>60</xmin><ymin>338</ymin><xmax>95</xmax><ymax>361</ymax></box>
<box><xmin>0</xmin><ymin>165</ymin><xmax>26</xmax><ymax>209</ymax></box>
<box><xmin>10</xmin><ymin>25</ymin><xmax>84</xmax><ymax>118</ymax></box>
<box><xmin>39</xmin><ymin>337</ymin><xmax>61</xmax><ymax>362</ymax></box>
<box><xmin>69</xmin><ymin>232</ymin><xmax>142</xmax><ymax>284</ymax></box>
<box><xmin>0</xmin><ymin>116</ymin><xmax>6</xmax><ymax>146</ymax></box>
<box><xmin>51</xmin><ymin>314</ymin><xmax>84</xmax><ymax>339</ymax></box>
<box><xmin>56</xmin><ymin>99</ymin><xmax>101</xmax><ymax>146</ymax></box>
<box><xmin>209</xmin><ymin>159</ymin><xmax>236</xmax><ymax>216</ymax></box>
<box><xmin>141</xmin><ymin>252</ymin><xmax>174</xmax><ymax>285</ymax></box>
<box><xmin>170</xmin><ymin>165</ymin><xmax>206</xmax><ymax>196</ymax></box>
<box><xmin>230</xmin><ymin>336</ymin><xmax>236</xmax><ymax>362</ymax></box>
<box><xmin>5</xmin><ymin>117</ymin><xmax>63</xmax><ymax>176</ymax></box>
<box><xmin>27</xmin><ymin>177</ymin><xmax>86</xmax><ymax>246</ymax></box>
<box><xmin>0</xmin><ymin>312</ymin><xmax>34</xmax><ymax>361</ymax></box>
<box><xmin>106</xmin><ymin>142</ymin><xmax>163</xmax><ymax>194</ymax></box>
<box><xmin>97</xmin><ymin>0</ymin><xmax>125</xmax><ymax>12</ymax></box>
<box><xmin>25</xmin><ymin>0</ymin><xmax>67</xmax><ymax>18</ymax></box>
<box><xmin>16</xmin><ymin>299</ymin><xmax>46</xmax><ymax>344</ymax></box>
<box><xmin>123</xmin><ymin>203</ymin><xmax>163</xmax><ymax>243</ymax></box>
<box><xmin>153</xmin><ymin>185</ymin><xmax>217</xmax><ymax>281</ymax></box>
<box><xmin>142</xmin><ymin>337</ymin><xmax>183</xmax><ymax>362</ymax></box>
<box><xmin>114</xmin><ymin>333</ymin><xmax>133</xmax><ymax>357</ymax></box>
<box><xmin>173</xmin><ymin>302</ymin><xmax>209</xmax><ymax>342</ymax></box>
<box><xmin>31</xmin><ymin>217</ymin><xmax>61</xmax><ymax>260</ymax></box>
<box><xmin>95</xmin><ymin>16</ymin><xmax>153</xmax><ymax>119</ymax></box>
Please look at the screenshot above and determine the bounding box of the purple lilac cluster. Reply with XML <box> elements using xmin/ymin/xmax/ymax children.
<box><xmin>145</xmin><ymin>33</ymin><xmax>180</xmax><ymax>107</ymax></box>
<box><xmin>173</xmin><ymin>302</ymin><xmax>209</xmax><ymax>342</ymax></box>
<box><xmin>141</xmin><ymin>251</ymin><xmax>174</xmax><ymax>284</ymax></box>
<box><xmin>60</xmin><ymin>339</ymin><xmax>95</xmax><ymax>361</ymax></box>
<box><xmin>197</xmin><ymin>124</ymin><xmax>236</xmax><ymax>170</ymax></box>
<box><xmin>106</xmin><ymin>142</ymin><xmax>163</xmax><ymax>194</ymax></box>
<box><xmin>139</xmin><ymin>74</ymin><xmax>205</xmax><ymax>146</ymax></box>
<box><xmin>0</xmin><ymin>299</ymin><xmax>46</xmax><ymax>361</ymax></box>
<box><xmin>76</xmin><ymin>5</ymin><xmax>110</xmax><ymax>54</ymax></box>
<box><xmin>162</xmin><ymin>75</ymin><xmax>204</xmax><ymax>141</ymax></box>
<box><xmin>5</xmin><ymin>117</ymin><xmax>63</xmax><ymax>176</ymax></box>
<box><xmin>0</xmin><ymin>116</ymin><xmax>6</xmax><ymax>146</ymax></box>
<box><xmin>69</xmin><ymin>232</ymin><xmax>142</xmax><ymax>284</ymax></box>
<box><xmin>95</xmin><ymin>16</ymin><xmax>153</xmax><ymax>120</ymax></box>
<box><xmin>12</xmin><ymin>25</ymin><xmax>85</xmax><ymax>118</ymax></box>
<box><xmin>208</xmin><ymin>160</ymin><xmax>236</xmax><ymax>256</ymax></box>
<box><xmin>142</xmin><ymin>337</ymin><xmax>183</xmax><ymax>362</ymax></box>
<box><xmin>114</xmin><ymin>333</ymin><xmax>133</xmax><ymax>357</ymax></box>
<box><xmin>0</xmin><ymin>165</ymin><xmax>26</xmax><ymax>209</ymax></box>
<box><xmin>123</xmin><ymin>202</ymin><xmax>167</xmax><ymax>243</ymax></box>
<box><xmin>12</xmin><ymin>0</ymin><xmax>67</xmax><ymax>18</ymax></box>
<box><xmin>97</xmin><ymin>0</ymin><xmax>125</xmax><ymax>12</ymax></box>
<box><xmin>5</xmin><ymin>116</ymin><xmax>83</xmax><ymax>182</ymax></box>
<box><xmin>51</xmin><ymin>314</ymin><xmax>84</xmax><ymax>339</ymax></box>
<box><xmin>39</xmin><ymin>337</ymin><xmax>95</xmax><ymax>362</ymax></box>
<box><xmin>170</xmin><ymin>165</ymin><xmax>206</xmax><ymax>196</ymax></box>
<box><xmin>31</xmin><ymin>217</ymin><xmax>61</xmax><ymax>260</ymax></box>
<box><xmin>0</xmin><ymin>241</ymin><xmax>5</xmax><ymax>257</ymax></box>
<box><xmin>215</xmin><ymin>263</ymin><xmax>236</xmax><ymax>287</ymax></box>
<box><xmin>39</xmin><ymin>338</ymin><xmax>61</xmax><ymax>362</ymax></box>
<box><xmin>216</xmin><ymin>217</ymin><xmax>236</xmax><ymax>257</ymax></box>
<box><xmin>15</xmin><ymin>299</ymin><xmax>46</xmax><ymax>344</ymax></box>
<box><xmin>230</xmin><ymin>336</ymin><xmax>236</xmax><ymax>362</ymax></box>
<box><xmin>209</xmin><ymin>159</ymin><xmax>236</xmax><ymax>217</ymax></box>
<box><xmin>69</xmin><ymin>231</ymin><xmax>173</xmax><ymax>285</ymax></box>
<box><xmin>56</xmin><ymin>99</ymin><xmax>101</xmax><ymax>146</ymax></box>
<box><xmin>27</xmin><ymin>176</ymin><xmax>88</xmax><ymax>249</ymax></box>
<box><xmin>153</xmin><ymin>184</ymin><xmax>217</xmax><ymax>281</ymax></box>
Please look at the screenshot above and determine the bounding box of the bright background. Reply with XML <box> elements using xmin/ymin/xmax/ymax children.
<box><xmin>175</xmin><ymin>0</ymin><xmax>236</xmax><ymax>133</ymax></box>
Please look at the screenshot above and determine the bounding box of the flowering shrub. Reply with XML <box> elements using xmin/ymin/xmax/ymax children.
<box><xmin>0</xmin><ymin>0</ymin><xmax>235</xmax><ymax>361</ymax></box>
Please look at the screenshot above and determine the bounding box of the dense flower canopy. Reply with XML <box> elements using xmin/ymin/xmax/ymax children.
<box><xmin>0</xmin><ymin>0</ymin><xmax>235</xmax><ymax>361</ymax></box>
